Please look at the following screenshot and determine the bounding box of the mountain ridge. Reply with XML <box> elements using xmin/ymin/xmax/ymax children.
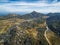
<box><xmin>0</xmin><ymin>11</ymin><xmax>60</xmax><ymax>20</ymax></box>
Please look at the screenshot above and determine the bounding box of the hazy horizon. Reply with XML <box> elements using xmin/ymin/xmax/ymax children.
<box><xmin>0</xmin><ymin>0</ymin><xmax>60</xmax><ymax>14</ymax></box>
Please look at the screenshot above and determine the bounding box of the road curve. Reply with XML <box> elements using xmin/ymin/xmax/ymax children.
<box><xmin>44</xmin><ymin>22</ymin><xmax>52</xmax><ymax>45</ymax></box>
<box><xmin>44</xmin><ymin>29</ymin><xmax>52</xmax><ymax>45</ymax></box>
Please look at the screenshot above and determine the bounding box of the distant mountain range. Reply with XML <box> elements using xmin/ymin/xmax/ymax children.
<box><xmin>47</xmin><ymin>13</ymin><xmax>60</xmax><ymax>16</ymax></box>
<box><xmin>0</xmin><ymin>11</ymin><xmax>60</xmax><ymax>20</ymax></box>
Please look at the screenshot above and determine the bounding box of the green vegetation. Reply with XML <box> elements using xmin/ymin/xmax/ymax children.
<box><xmin>0</xmin><ymin>12</ymin><xmax>60</xmax><ymax>45</ymax></box>
<box><xmin>0</xmin><ymin>17</ymin><xmax>49</xmax><ymax>45</ymax></box>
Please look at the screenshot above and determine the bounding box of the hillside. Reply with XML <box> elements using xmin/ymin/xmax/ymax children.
<box><xmin>46</xmin><ymin>15</ymin><xmax>60</xmax><ymax>36</ymax></box>
<box><xmin>45</xmin><ymin>15</ymin><xmax>60</xmax><ymax>45</ymax></box>
<box><xmin>0</xmin><ymin>12</ymin><xmax>60</xmax><ymax>45</ymax></box>
<box><xmin>0</xmin><ymin>11</ymin><xmax>48</xmax><ymax>20</ymax></box>
<box><xmin>0</xmin><ymin>18</ymin><xmax>49</xmax><ymax>45</ymax></box>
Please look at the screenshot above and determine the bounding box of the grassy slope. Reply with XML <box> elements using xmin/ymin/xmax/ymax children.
<box><xmin>45</xmin><ymin>30</ymin><xmax>60</xmax><ymax>45</ymax></box>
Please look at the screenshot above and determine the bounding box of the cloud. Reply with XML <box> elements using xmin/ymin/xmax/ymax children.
<box><xmin>0</xmin><ymin>0</ymin><xmax>9</xmax><ymax>2</ymax></box>
<box><xmin>0</xmin><ymin>0</ymin><xmax>60</xmax><ymax>13</ymax></box>
<box><xmin>0</xmin><ymin>0</ymin><xmax>58</xmax><ymax>3</ymax></box>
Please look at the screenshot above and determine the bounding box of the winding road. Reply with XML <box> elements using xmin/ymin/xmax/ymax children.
<box><xmin>44</xmin><ymin>22</ymin><xmax>52</xmax><ymax>45</ymax></box>
<box><xmin>44</xmin><ymin>27</ymin><xmax>52</xmax><ymax>45</ymax></box>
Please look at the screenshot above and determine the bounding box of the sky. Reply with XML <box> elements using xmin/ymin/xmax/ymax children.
<box><xmin>0</xmin><ymin>0</ymin><xmax>60</xmax><ymax>14</ymax></box>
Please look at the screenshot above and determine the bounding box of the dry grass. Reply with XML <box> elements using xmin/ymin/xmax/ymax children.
<box><xmin>0</xmin><ymin>18</ymin><xmax>25</xmax><ymax>34</ymax></box>
<box><xmin>46</xmin><ymin>30</ymin><xmax>60</xmax><ymax>45</ymax></box>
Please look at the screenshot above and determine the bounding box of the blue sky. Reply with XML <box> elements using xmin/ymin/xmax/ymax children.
<box><xmin>0</xmin><ymin>0</ymin><xmax>60</xmax><ymax>14</ymax></box>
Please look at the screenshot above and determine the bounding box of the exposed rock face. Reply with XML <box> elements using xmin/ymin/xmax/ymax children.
<box><xmin>3</xmin><ymin>26</ymin><xmax>22</xmax><ymax>45</ymax></box>
<box><xmin>0</xmin><ymin>23</ymin><xmax>48</xmax><ymax>45</ymax></box>
<box><xmin>0</xmin><ymin>25</ymin><xmax>33</xmax><ymax>45</ymax></box>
